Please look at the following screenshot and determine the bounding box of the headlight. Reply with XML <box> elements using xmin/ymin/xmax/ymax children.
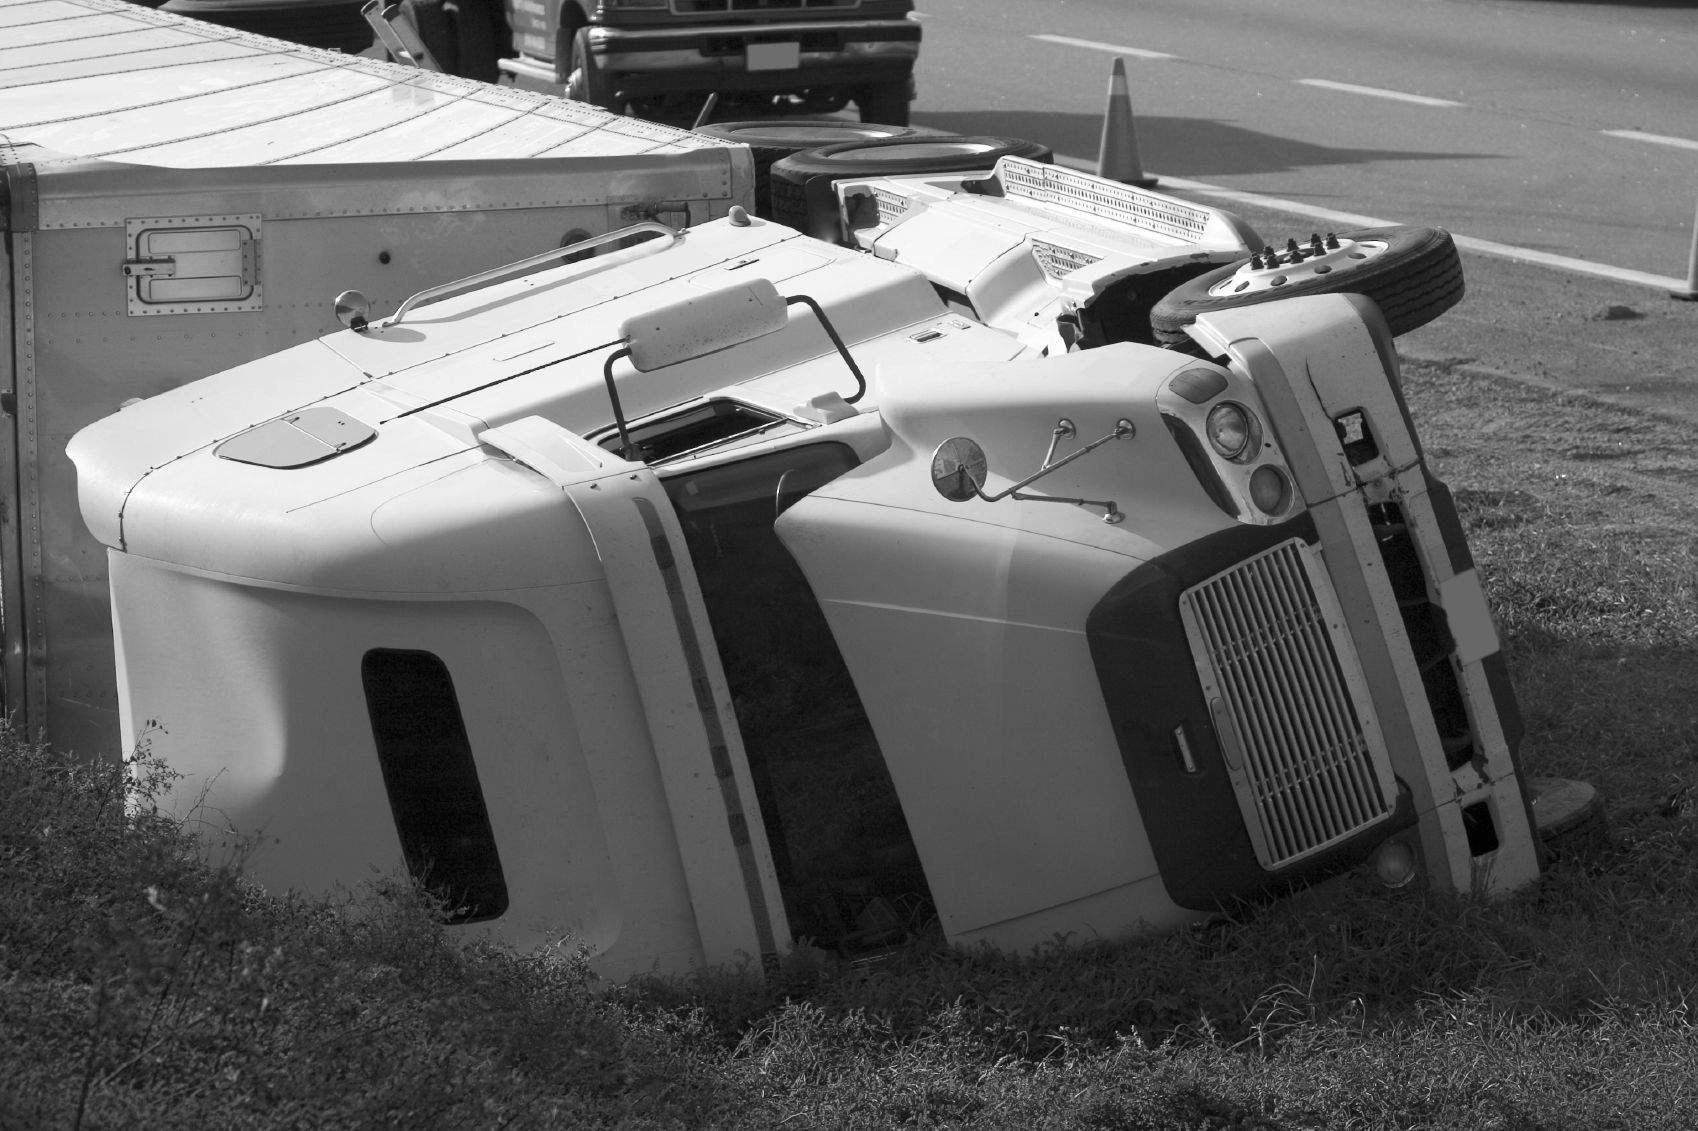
<box><xmin>1205</xmin><ymin>402</ymin><xmax>1259</xmax><ymax>461</ymax></box>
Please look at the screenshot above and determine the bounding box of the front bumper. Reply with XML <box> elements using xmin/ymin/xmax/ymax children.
<box><xmin>585</xmin><ymin>19</ymin><xmax>919</xmax><ymax>94</ymax></box>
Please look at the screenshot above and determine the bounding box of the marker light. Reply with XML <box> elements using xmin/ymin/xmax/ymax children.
<box><xmin>1374</xmin><ymin>838</ymin><xmax>1418</xmax><ymax>889</ymax></box>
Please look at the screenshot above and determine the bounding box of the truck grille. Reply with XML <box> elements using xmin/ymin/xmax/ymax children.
<box><xmin>1030</xmin><ymin>239</ymin><xmax>1103</xmax><ymax>280</ymax></box>
<box><xmin>996</xmin><ymin>157</ymin><xmax>1213</xmax><ymax>242</ymax></box>
<box><xmin>870</xmin><ymin>187</ymin><xmax>911</xmax><ymax>227</ymax></box>
<box><xmin>1179</xmin><ymin>539</ymin><xmax>1397</xmax><ymax>869</ymax></box>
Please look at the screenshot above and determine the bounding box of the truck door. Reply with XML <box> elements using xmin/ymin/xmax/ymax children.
<box><xmin>481</xmin><ymin>415</ymin><xmax>793</xmax><ymax>970</ymax></box>
<box><xmin>657</xmin><ymin>441</ymin><xmax>933</xmax><ymax>955</ymax></box>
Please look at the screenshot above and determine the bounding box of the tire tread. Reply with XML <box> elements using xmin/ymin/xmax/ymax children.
<box><xmin>1149</xmin><ymin>226</ymin><xmax>1465</xmax><ymax>344</ymax></box>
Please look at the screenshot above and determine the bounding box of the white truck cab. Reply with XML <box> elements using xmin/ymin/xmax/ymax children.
<box><xmin>70</xmin><ymin>156</ymin><xmax>1551</xmax><ymax>979</ymax></box>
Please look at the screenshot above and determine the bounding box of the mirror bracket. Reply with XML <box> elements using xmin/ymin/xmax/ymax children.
<box><xmin>931</xmin><ymin>418</ymin><xmax>1134</xmax><ymax>523</ymax></box>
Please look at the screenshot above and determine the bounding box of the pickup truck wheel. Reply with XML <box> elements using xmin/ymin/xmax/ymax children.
<box><xmin>769</xmin><ymin>135</ymin><xmax>1053</xmax><ymax>241</ymax></box>
<box><xmin>565</xmin><ymin>26</ymin><xmax>621</xmax><ymax>113</ymax></box>
<box><xmin>1148</xmin><ymin>226</ymin><xmax>1464</xmax><ymax>344</ymax></box>
<box><xmin>855</xmin><ymin>81</ymin><xmax>911</xmax><ymax>127</ymax></box>
<box><xmin>695</xmin><ymin>119</ymin><xmax>954</xmax><ymax>218</ymax></box>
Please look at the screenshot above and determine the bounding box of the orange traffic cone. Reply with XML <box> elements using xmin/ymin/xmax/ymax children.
<box><xmin>1097</xmin><ymin>57</ymin><xmax>1157</xmax><ymax>187</ymax></box>
<box><xmin>1673</xmin><ymin>198</ymin><xmax>1698</xmax><ymax>301</ymax></box>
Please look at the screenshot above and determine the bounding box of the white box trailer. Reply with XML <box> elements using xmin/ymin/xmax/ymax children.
<box><xmin>70</xmin><ymin>154</ymin><xmax>1575</xmax><ymax>979</ymax></box>
<box><xmin>0</xmin><ymin>0</ymin><xmax>755</xmax><ymax>758</ymax></box>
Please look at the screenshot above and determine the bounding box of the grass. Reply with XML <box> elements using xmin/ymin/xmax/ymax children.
<box><xmin>5</xmin><ymin>354</ymin><xmax>1698</xmax><ymax>1129</ymax></box>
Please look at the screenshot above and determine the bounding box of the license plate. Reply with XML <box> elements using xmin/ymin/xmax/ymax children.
<box><xmin>746</xmin><ymin>41</ymin><xmax>800</xmax><ymax>71</ymax></box>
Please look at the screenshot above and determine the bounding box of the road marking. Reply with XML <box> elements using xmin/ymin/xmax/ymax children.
<box><xmin>1029</xmin><ymin>34</ymin><xmax>1179</xmax><ymax>61</ymax></box>
<box><xmin>1296</xmin><ymin>79</ymin><xmax>1461</xmax><ymax>108</ymax></box>
<box><xmin>1446</xmin><ymin>234</ymin><xmax>1684</xmax><ymax>292</ymax></box>
<box><xmin>1053</xmin><ymin>155</ymin><xmax>1686</xmax><ymax>292</ymax></box>
<box><xmin>1603</xmin><ymin>129</ymin><xmax>1698</xmax><ymax>153</ymax></box>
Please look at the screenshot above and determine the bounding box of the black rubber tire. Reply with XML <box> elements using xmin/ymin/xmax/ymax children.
<box><xmin>403</xmin><ymin>0</ymin><xmax>454</xmax><ymax>72</ymax></box>
<box><xmin>565</xmin><ymin>25</ymin><xmax>621</xmax><ymax>113</ymax></box>
<box><xmin>695</xmin><ymin>119</ymin><xmax>955</xmax><ymax>219</ymax></box>
<box><xmin>855</xmin><ymin>80</ymin><xmax>911</xmax><ymax>127</ymax></box>
<box><xmin>160</xmin><ymin>0</ymin><xmax>375</xmax><ymax>53</ymax></box>
<box><xmin>443</xmin><ymin>0</ymin><xmax>500</xmax><ymax>82</ymax></box>
<box><xmin>1148</xmin><ymin>226</ymin><xmax>1465</xmax><ymax>345</ymax></box>
<box><xmin>768</xmin><ymin>135</ymin><xmax>1054</xmax><ymax>241</ymax></box>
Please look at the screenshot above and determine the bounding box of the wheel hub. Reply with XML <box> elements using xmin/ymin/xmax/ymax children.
<box><xmin>1208</xmin><ymin>234</ymin><xmax>1390</xmax><ymax>298</ymax></box>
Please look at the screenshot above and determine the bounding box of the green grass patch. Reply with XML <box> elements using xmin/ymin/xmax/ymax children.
<box><xmin>6</xmin><ymin>358</ymin><xmax>1698</xmax><ymax>1129</ymax></box>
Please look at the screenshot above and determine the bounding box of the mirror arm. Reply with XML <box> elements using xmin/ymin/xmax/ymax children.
<box><xmin>976</xmin><ymin>418</ymin><xmax>1134</xmax><ymax>523</ymax></box>
<box><xmin>1005</xmin><ymin>489</ymin><xmax>1123</xmax><ymax>524</ymax></box>
<box><xmin>784</xmin><ymin>294</ymin><xmax>868</xmax><ymax>404</ymax></box>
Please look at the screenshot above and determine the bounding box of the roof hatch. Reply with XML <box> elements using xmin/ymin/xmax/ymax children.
<box><xmin>214</xmin><ymin>407</ymin><xmax>376</xmax><ymax>469</ymax></box>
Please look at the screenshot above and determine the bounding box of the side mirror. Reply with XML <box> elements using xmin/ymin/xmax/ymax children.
<box><xmin>930</xmin><ymin>436</ymin><xmax>988</xmax><ymax>502</ymax></box>
<box><xmin>928</xmin><ymin>418</ymin><xmax>1134</xmax><ymax>524</ymax></box>
<box><xmin>334</xmin><ymin>289</ymin><xmax>371</xmax><ymax>332</ymax></box>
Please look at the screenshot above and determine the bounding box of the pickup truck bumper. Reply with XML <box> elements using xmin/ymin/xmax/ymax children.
<box><xmin>582</xmin><ymin>19</ymin><xmax>920</xmax><ymax>96</ymax></box>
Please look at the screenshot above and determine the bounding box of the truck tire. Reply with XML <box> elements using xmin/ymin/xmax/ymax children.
<box><xmin>1148</xmin><ymin>226</ymin><xmax>1465</xmax><ymax>345</ymax></box>
<box><xmin>443</xmin><ymin>0</ymin><xmax>501</xmax><ymax>83</ymax></box>
<box><xmin>159</xmin><ymin>0</ymin><xmax>375</xmax><ymax>53</ymax></box>
<box><xmin>565</xmin><ymin>26</ymin><xmax>621</xmax><ymax>113</ymax></box>
<box><xmin>769</xmin><ymin>135</ymin><xmax>1053</xmax><ymax>241</ymax></box>
<box><xmin>695</xmin><ymin>119</ymin><xmax>955</xmax><ymax>218</ymax></box>
<box><xmin>855</xmin><ymin>81</ymin><xmax>911</xmax><ymax>127</ymax></box>
<box><xmin>403</xmin><ymin>0</ymin><xmax>454</xmax><ymax>72</ymax></box>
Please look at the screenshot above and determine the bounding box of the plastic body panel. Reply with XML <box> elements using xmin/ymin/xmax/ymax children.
<box><xmin>105</xmin><ymin>445</ymin><xmax>789</xmax><ymax>978</ymax></box>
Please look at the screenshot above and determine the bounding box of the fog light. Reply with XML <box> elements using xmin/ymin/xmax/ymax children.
<box><xmin>1248</xmin><ymin>465</ymin><xmax>1291</xmax><ymax>515</ymax></box>
<box><xmin>1373</xmin><ymin>838</ymin><xmax>1418</xmax><ymax>888</ymax></box>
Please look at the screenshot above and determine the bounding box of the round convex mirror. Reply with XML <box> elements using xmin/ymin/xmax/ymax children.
<box><xmin>333</xmin><ymin>289</ymin><xmax>370</xmax><ymax>331</ymax></box>
<box><xmin>931</xmin><ymin>436</ymin><xmax>988</xmax><ymax>502</ymax></box>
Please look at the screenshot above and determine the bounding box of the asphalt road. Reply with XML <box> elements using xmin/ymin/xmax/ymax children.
<box><xmin>908</xmin><ymin>0</ymin><xmax>1698</xmax><ymax>286</ymax></box>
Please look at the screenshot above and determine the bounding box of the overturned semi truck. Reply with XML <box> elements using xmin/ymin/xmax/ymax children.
<box><xmin>70</xmin><ymin>156</ymin><xmax>1575</xmax><ymax>980</ymax></box>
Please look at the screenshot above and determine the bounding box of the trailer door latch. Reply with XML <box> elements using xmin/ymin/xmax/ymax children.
<box><xmin>121</xmin><ymin>257</ymin><xmax>177</xmax><ymax>278</ymax></box>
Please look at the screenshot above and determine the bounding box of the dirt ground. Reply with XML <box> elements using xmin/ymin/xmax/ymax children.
<box><xmin>1399</xmin><ymin>250</ymin><xmax>1698</xmax><ymax>426</ymax></box>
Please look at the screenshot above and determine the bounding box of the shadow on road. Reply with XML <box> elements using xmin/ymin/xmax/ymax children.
<box><xmin>909</xmin><ymin>110</ymin><xmax>1496</xmax><ymax>178</ymax></box>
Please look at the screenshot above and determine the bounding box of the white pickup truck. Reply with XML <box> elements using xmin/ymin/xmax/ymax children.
<box><xmin>71</xmin><ymin>147</ymin><xmax>1564</xmax><ymax>980</ymax></box>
